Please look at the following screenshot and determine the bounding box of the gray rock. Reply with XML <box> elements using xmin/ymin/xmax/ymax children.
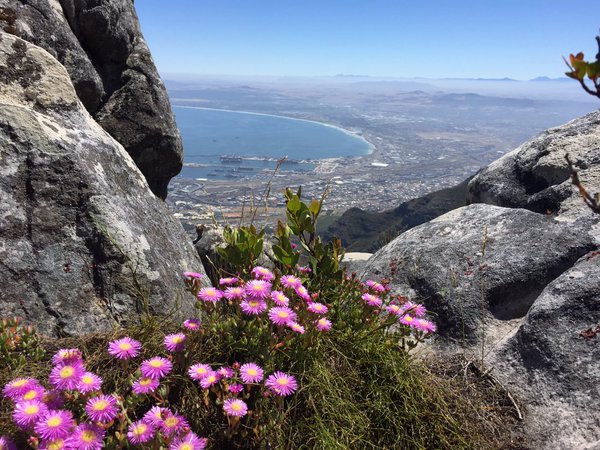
<box><xmin>487</xmin><ymin>251</ymin><xmax>600</xmax><ymax>449</ymax></box>
<box><xmin>3</xmin><ymin>0</ymin><xmax>183</xmax><ymax>198</ymax></box>
<box><xmin>0</xmin><ymin>32</ymin><xmax>204</xmax><ymax>336</ymax></box>
<box><xmin>361</xmin><ymin>204</ymin><xmax>596</xmax><ymax>344</ymax></box>
<box><xmin>468</xmin><ymin>110</ymin><xmax>600</xmax><ymax>220</ymax></box>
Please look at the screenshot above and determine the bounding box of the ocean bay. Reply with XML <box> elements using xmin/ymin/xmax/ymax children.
<box><xmin>173</xmin><ymin>106</ymin><xmax>372</xmax><ymax>179</ymax></box>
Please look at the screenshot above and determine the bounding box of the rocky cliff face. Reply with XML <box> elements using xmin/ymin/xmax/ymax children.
<box><xmin>1</xmin><ymin>0</ymin><xmax>183</xmax><ymax>199</ymax></box>
<box><xmin>362</xmin><ymin>111</ymin><xmax>600</xmax><ymax>449</ymax></box>
<box><xmin>0</xmin><ymin>31</ymin><xmax>204</xmax><ymax>336</ymax></box>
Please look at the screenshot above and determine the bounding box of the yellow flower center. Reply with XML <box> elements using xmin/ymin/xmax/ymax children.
<box><xmin>23</xmin><ymin>389</ymin><xmax>38</xmax><ymax>400</ymax></box>
<box><xmin>118</xmin><ymin>342</ymin><xmax>132</xmax><ymax>350</ymax></box>
<box><xmin>25</xmin><ymin>405</ymin><xmax>39</xmax><ymax>415</ymax></box>
<box><xmin>93</xmin><ymin>400</ymin><xmax>108</xmax><ymax>411</ymax></box>
<box><xmin>140</xmin><ymin>378</ymin><xmax>152</xmax><ymax>386</ymax></box>
<box><xmin>172</xmin><ymin>335</ymin><xmax>183</xmax><ymax>343</ymax></box>
<box><xmin>207</xmin><ymin>375</ymin><xmax>216</xmax><ymax>383</ymax></box>
<box><xmin>47</xmin><ymin>416</ymin><xmax>62</xmax><ymax>427</ymax></box>
<box><xmin>248</xmin><ymin>369</ymin><xmax>257</xmax><ymax>376</ymax></box>
<box><xmin>149</xmin><ymin>359</ymin><xmax>163</xmax><ymax>368</ymax></box>
<box><xmin>134</xmin><ymin>423</ymin><xmax>147</xmax><ymax>436</ymax></box>
<box><xmin>164</xmin><ymin>417</ymin><xmax>178</xmax><ymax>428</ymax></box>
<box><xmin>278</xmin><ymin>311</ymin><xmax>288</xmax><ymax>318</ymax></box>
<box><xmin>249</xmin><ymin>300</ymin><xmax>259</xmax><ymax>307</ymax></box>
<box><xmin>277</xmin><ymin>377</ymin><xmax>289</xmax><ymax>386</ymax></box>
<box><xmin>47</xmin><ymin>440</ymin><xmax>65</xmax><ymax>450</ymax></box>
<box><xmin>60</xmin><ymin>366</ymin><xmax>74</xmax><ymax>378</ymax></box>
<box><xmin>231</xmin><ymin>402</ymin><xmax>242</xmax><ymax>411</ymax></box>
<box><xmin>404</xmin><ymin>316</ymin><xmax>414</xmax><ymax>323</ymax></box>
<box><xmin>82</xmin><ymin>430</ymin><xmax>96</xmax><ymax>442</ymax></box>
<box><xmin>81</xmin><ymin>375</ymin><xmax>93</xmax><ymax>384</ymax></box>
<box><xmin>181</xmin><ymin>444</ymin><xmax>193</xmax><ymax>450</ymax></box>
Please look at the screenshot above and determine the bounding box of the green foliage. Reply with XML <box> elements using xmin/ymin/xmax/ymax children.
<box><xmin>274</xmin><ymin>188</ymin><xmax>344</xmax><ymax>286</ymax></box>
<box><xmin>0</xmin><ymin>317</ymin><xmax>44</xmax><ymax>368</ymax></box>
<box><xmin>217</xmin><ymin>225</ymin><xmax>265</xmax><ymax>272</ymax></box>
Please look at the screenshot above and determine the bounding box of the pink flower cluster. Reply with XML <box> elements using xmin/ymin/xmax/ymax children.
<box><xmin>2</xmin><ymin>348</ymin><xmax>109</xmax><ymax>449</ymax></box>
<box><xmin>363</xmin><ymin>281</ymin><xmax>437</xmax><ymax>334</ymax></box>
<box><xmin>186</xmin><ymin>360</ymin><xmax>298</xmax><ymax>417</ymax></box>
<box><xmin>127</xmin><ymin>406</ymin><xmax>206</xmax><ymax>447</ymax></box>
<box><xmin>192</xmin><ymin>267</ymin><xmax>333</xmax><ymax>334</ymax></box>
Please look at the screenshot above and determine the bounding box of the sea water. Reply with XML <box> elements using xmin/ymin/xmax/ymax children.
<box><xmin>173</xmin><ymin>106</ymin><xmax>371</xmax><ymax>179</ymax></box>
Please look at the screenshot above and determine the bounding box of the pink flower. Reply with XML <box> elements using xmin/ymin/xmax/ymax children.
<box><xmin>161</xmin><ymin>412</ymin><xmax>189</xmax><ymax>437</ymax></box>
<box><xmin>271</xmin><ymin>290</ymin><xmax>290</xmax><ymax>306</ymax></box>
<box><xmin>19</xmin><ymin>385</ymin><xmax>46</xmax><ymax>403</ymax></box>
<box><xmin>49</xmin><ymin>362</ymin><xmax>84</xmax><ymax>391</ymax></box>
<box><xmin>399</xmin><ymin>315</ymin><xmax>416</xmax><ymax>327</ymax></box>
<box><xmin>400</xmin><ymin>301</ymin><xmax>427</xmax><ymax>318</ymax></box>
<box><xmin>34</xmin><ymin>409</ymin><xmax>75</xmax><ymax>440</ymax></box>
<box><xmin>108</xmin><ymin>337</ymin><xmax>142</xmax><ymax>360</ymax></box>
<box><xmin>127</xmin><ymin>420</ymin><xmax>155</xmax><ymax>445</ymax></box>
<box><xmin>366</xmin><ymin>280</ymin><xmax>385</xmax><ymax>293</ymax></box>
<box><xmin>41</xmin><ymin>390</ymin><xmax>64</xmax><ymax>409</ymax></box>
<box><xmin>13</xmin><ymin>400</ymin><xmax>47</xmax><ymax>428</ymax></box>
<box><xmin>268</xmin><ymin>307</ymin><xmax>297</xmax><ymax>326</ymax></box>
<box><xmin>361</xmin><ymin>293</ymin><xmax>382</xmax><ymax>307</ymax></box>
<box><xmin>251</xmin><ymin>266</ymin><xmax>275</xmax><ymax>282</ymax></box>
<box><xmin>386</xmin><ymin>304</ymin><xmax>402</xmax><ymax>316</ymax></box>
<box><xmin>143</xmin><ymin>406</ymin><xmax>167</xmax><ymax>427</ymax></box>
<box><xmin>240</xmin><ymin>363</ymin><xmax>264</xmax><ymax>384</ymax></box>
<box><xmin>307</xmin><ymin>302</ymin><xmax>328</xmax><ymax>314</ymax></box>
<box><xmin>413</xmin><ymin>318</ymin><xmax>437</xmax><ymax>334</ymax></box>
<box><xmin>164</xmin><ymin>333</ymin><xmax>186</xmax><ymax>352</ymax></box>
<box><xmin>183</xmin><ymin>318</ymin><xmax>201</xmax><ymax>331</ymax></box>
<box><xmin>132</xmin><ymin>376</ymin><xmax>160</xmax><ymax>395</ymax></box>
<box><xmin>265</xmin><ymin>371</ymin><xmax>298</xmax><ymax>396</ymax></box>
<box><xmin>240</xmin><ymin>298</ymin><xmax>267</xmax><ymax>315</ymax></box>
<box><xmin>218</xmin><ymin>367</ymin><xmax>234</xmax><ymax>379</ymax></box>
<box><xmin>140</xmin><ymin>357</ymin><xmax>173</xmax><ymax>379</ymax></box>
<box><xmin>184</xmin><ymin>271</ymin><xmax>203</xmax><ymax>279</ymax></box>
<box><xmin>316</xmin><ymin>317</ymin><xmax>332</xmax><ymax>332</ymax></box>
<box><xmin>51</xmin><ymin>348</ymin><xmax>83</xmax><ymax>366</ymax></box>
<box><xmin>219</xmin><ymin>277</ymin><xmax>239</xmax><ymax>286</ymax></box>
<box><xmin>169</xmin><ymin>432</ymin><xmax>207</xmax><ymax>450</ymax></box>
<box><xmin>3</xmin><ymin>378</ymin><xmax>39</xmax><ymax>400</ymax></box>
<box><xmin>77</xmin><ymin>372</ymin><xmax>103</xmax><ymax>393</ymax></box>
<box><xmin>245</xmin><ymin>280</ymin><xmax>272</xmax><ymax>299</ymax></box>
<box><xmin>85</xmin><ymin>395</ymin><xmax>118</xmax><ymax>423</ymax></box>
<box><xmin>223</xmin><ymin>398</ymin><xmax>248</xmax><ymax>417</ymax></box>
<box><xmin>228</xmin><ymin>383</ymin><xmax>244</xmax><ymax>394</ymax></box>
<box><xmin>287</xmin><ymin>322</ymin><xmax>305</xmax><ymax>334</ymax></box>
<box><xmin>68</xmin><ymin>423</ymin><xmax>105</xmax><ymax>450</ymax></box>
<box><xmin>295</xmin><ymin>285</ymin><xmax>311</xmax><ymax>301</ymax></box>
<box><xmin>198</xmin><ymin>287</ymin><xmax>224</xmax><ymax>303</ymax></box>
<box><xmin>224</xmin><ymin>286</ymin><xmax>246</xmax><ymax>300</ymax></box>
<box><xmin>280</xmin><ymin>275</ymin><xmax>302</xmax><ymax>289</ymax></box>
<box><xmin>200</xmin><ymin>371</ymin><xmax>220</xmax><ymax>389</ymax></box>
<box><xmin>188</xmin><ymin>363</ymin><xmax>212</xmax><ymax>381</ymax></box>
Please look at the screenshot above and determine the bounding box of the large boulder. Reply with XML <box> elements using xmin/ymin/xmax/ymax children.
<box><xmin>361</xmin><ymin>204</ymin><xmax>596</xmax><ymax>344</ymax></box>
<box><xmin>0</xmin><ymin>32</ymin><xmax>204</xmax><ymax>336</ymax></box>
<box><xmin>487</xmin><ymin>251</ymin><xmax>600</xmax><ymax>449</ymax></box>
<box><xmin>1</xmin><ymin>0</ymin><xmax>183</xmax><ymax>198</ymax></box>
<box><xmin>468</xmin><ymin>110</ymin><xmax>600</xmax><ymax>220</ymax></box>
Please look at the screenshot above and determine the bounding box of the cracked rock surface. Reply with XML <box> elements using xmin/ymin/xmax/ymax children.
<box><xmin>0</xmin><ymin>32</ymin><xmax>204</xmax><ymax>336</ymax></box>
<box><xmin>1</xmin><ymin>0</ymin><xmax>183</xmax><ymax>198</ymax></box>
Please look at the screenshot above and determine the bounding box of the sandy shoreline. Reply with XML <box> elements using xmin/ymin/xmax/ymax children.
<box><xmin>172</xmin><ymin>105</ymin><xmax>376</xmax><ymax>156</ymax></box>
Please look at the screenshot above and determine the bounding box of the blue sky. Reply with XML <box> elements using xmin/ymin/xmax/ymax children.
<box><xmin>135</xmin><ymin>1</ymin><xmax>599</xmax><ymax>80</ymax></box>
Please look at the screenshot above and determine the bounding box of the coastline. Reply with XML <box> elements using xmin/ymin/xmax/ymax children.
<box><xmin>172</xmin><ymin>105</ymin><xmax>376</xmax><ymax>156</ymax></box>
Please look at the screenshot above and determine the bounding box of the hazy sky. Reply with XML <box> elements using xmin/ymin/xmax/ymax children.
<box><xmin>135</xmin><ymin>0</ymin><xmax>599</xmax><ymax>80</ymax></box>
